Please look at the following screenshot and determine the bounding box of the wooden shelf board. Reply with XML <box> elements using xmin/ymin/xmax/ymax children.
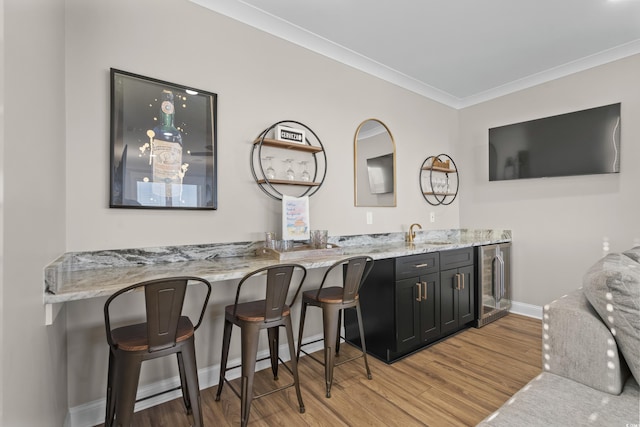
<box><xmin>254</xmin><ymin>138</ymin><xmax>323</xmax><ymax>153</ymax></box>
<box><xmin>423</xmin><ymin>192</ymin><xmax>455</xmax><ymax>196</ymax></box>
<box><xmin>422</xmin><ymin>166</ymin><xmax>457</xmax><ymax>173</ymax></box>
<box><xmin>258</xmin><ymin>179</ymin><xmax>321</xmax><ymax>187</ymax></box>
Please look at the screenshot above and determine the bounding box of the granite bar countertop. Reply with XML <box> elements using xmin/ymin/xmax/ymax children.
<box><xmin>44</xmin><ymin>229</ymin><xmax>511</xmax><ymax>304</ymax></box>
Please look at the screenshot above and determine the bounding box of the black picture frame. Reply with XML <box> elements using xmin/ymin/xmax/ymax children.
<box><xmin>110</xmin><ymin>68</ymin><xmax>217</xmax><ymax>209</ymax></box>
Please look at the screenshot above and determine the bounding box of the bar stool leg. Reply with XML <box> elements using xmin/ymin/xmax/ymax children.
<box><xmin>322</xmin><ymin>305</ymin><xmax>340</xmax><ymax>398</ymax></box>
<box><xmin>284</xmin><ymin>316</ymin><xmax>305</xmax><ymax>413</ymax></box>
<box><xmin>335</xmin><ymin>309</ymin><xmax>342</xmax><ymax>356</ymax></box>
<box><xmin>267</xmin><ymin>326</ymin><xmax>279</xmax><ymax>380</ymax></box>
<box><xmin>176</xmin><ymin>352</ymin><xmax>192</xmax><ymax>414</ymax></box>
<box><xmin>240</xmin><ymin>323</ymin><xmax>260</xmax><ymax>427</ymax></box>
<box><xmin>296</xmin><ymin>301</ymin><xmax>308</xmax><ymax>361</ymax></box>
<box><xmin>356</xmin><ymin>302</ymin><xmax>372</xmax><ymax>380</ymax></box>
<box><xmin>105</xmin><ymin>349</ymin><xmax>117</xmax><ymax>426</ymax></box>
<box><xmin>113</xmin><ymin>352</ymin><xmax>142</xmax><ymax>427</ymax></box>
<box><xmin>215</xmin><ymin>319</ymin><xmax>233</xmax><ymax>401</ymax></box>
<box><xmin>181</xmin><ymin>338</ymin><xmax>204</xmax><ymax>427</ymax></box>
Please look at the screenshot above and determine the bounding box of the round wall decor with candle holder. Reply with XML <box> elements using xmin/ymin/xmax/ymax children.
<box><xmin>250</xmin><ymin>120</ymin><xmax>327</xmax><ymax>201</ymax></box>
<box><xmin>420</xmin><ymin>154</ymin><xmax>459</xmax><ymax>206</ymax></box>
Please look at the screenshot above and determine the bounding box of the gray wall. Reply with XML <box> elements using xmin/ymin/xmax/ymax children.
<box><xmin>1</xmin><ymin>0</ymin><xmax>68</xmax><ymax>425</ymax></box>
<box><xmin>64</xmin><ymin>0</ymin><xmax>460</xmax><ymax>254</ymax></box>
<box><xmin>457</xmin><ymin>54</ymin><xmax>640</xmax><ymax>306</ymax></box>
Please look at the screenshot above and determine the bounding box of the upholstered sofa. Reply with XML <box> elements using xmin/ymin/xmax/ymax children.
<box><xmin>478</xmin><ymin>247</ymin><xmax>640</xmax><ymax>426</ymax></box>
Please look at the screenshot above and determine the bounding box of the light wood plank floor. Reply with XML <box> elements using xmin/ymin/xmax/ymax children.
<box><xmin>97</xmin><ymin>314</ymin><xmax>541</xmax><ymax>426</ymax></box>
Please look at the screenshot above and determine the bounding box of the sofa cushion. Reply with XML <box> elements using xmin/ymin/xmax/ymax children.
<box><xmin>477</xmin><ymin>373</ymin><xmax>640</xmax><ymax>426</ymax></box>
<box><xmin>583</xmin><ymin>252</ymin><xmax>640</xmax><ymax>384</ymax></box>
<box><xmin>623</xmin><ymin>246</ymin><xmax>640</xmax><ymax>263</ymax></box>
<box><xmin>543</xmin><ymin>289</ymin><xmax>628</xmax><ymax>394</ymax></box>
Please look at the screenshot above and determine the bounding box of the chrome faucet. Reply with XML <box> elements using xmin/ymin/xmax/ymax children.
<box><xmin>407</xmin><ymin>223</ymin><xmax>422</xmax><ymax>244</ymax></box>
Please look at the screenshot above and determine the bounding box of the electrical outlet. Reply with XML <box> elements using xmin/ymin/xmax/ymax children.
<box><xmin>430</xmin><ymin>212</ymin><xmax>436</xmax><ymax>223</ymax></box>
<box><xmin>366</xmin><ymin>211</ymin><xmax>373</xmax><ymax>225</ymax></box>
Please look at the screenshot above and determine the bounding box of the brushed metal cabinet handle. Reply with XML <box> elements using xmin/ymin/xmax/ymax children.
<box><xmin>416</xmin><ymin>282</ymin><xmax>421</xmax><ymax>301</ymax></box>
<box><xmin>414</xmin><ymin>263</ymin><xmax>429</xmax><ymax>268</ymax></box>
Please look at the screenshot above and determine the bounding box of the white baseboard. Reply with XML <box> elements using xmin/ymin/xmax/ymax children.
<box><xmin>509</xmin><ymin>300</ymin><xmax>543</xmax><ymax>319</ymax></box>
<box><xmin>67</xmin><ymin>334</ymin><xmax>325</xmax><ymax>427</ymax></box>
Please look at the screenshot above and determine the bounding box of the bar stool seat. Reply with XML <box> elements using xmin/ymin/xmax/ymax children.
<box><xmin>110</xmin><ymin>316</ymin><xmax>194</xmax><ymax>351</ymax></box>
<box><xmin>215</xmin><ymin>264</ymin><xmax>307</xmax><ymax>427</ymax></box>
<box><xmin>303</xmin><ymin>287</ymin><xmax>353</xmax><ymax>303</ymax></box>
<box><xmin>225</xmin><ymin>300</ymin><xmax>291</xmax><ymax>322</ymax></box>
<box><xmin>296</xmin><ymin>256</ymin><xmax>374</xmax><ymax>398</ymax></box>
<box><xmin>103</xmin><ymin>276</ymin><xmax>211</xmax><ymax>427</ymax></box>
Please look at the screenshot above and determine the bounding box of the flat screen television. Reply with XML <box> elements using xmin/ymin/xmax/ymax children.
<box><xmin>366</xmin><ymin>153</ymin><xmax>394</xmax><ymax>194</ymax></box>
<box><xmin>489</xmin><ymin>103</ymin><xmax>621</xmax><ymax>181</ymax></box>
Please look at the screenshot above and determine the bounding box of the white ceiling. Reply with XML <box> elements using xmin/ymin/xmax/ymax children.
<box><xmin>191</xmin><ymin>0</ymin><xmax>640</xmax><ymax>108</ymax></box>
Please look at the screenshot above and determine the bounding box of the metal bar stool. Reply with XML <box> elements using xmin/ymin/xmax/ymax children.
<box><xmin>215</xmin><ymin>264</ymin><xmax>307</xmax><ymax>427</ymax></box>
<box><xmin>103</xmin><ymin>276</ymin><xmax>211</xmax><ymax>427</ymax></box>
<box><xmin>296</xmin><ymin>256</ymin><xmax>374</xmax><ymax>397</ymax></box>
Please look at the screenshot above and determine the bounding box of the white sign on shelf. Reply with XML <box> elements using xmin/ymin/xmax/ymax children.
<box><xmin>276</xmin><ymin>125</ymin><xmax>306</xmax><ymax>144</ymax></box>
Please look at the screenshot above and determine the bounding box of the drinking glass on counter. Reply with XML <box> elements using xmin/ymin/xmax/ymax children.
<box><xmin>264</xmin><ymin>232</ymin><xmax>276</xmax><ymax>249</ymax></box>
<box><xmin>278</xmin><ymin>240</ymin><xmax>294</xmax><ymax>252</ymax></box>
<box><xmin>311</xmin><ymin>230</ymin><xmax>328</xmax><ymax>249</ymax></box>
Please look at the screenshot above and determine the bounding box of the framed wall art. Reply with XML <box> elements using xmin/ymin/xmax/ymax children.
<box><xmin>110</xmin><ymin>68</ymin><xmax>218</xmax><ymax>209</ymax></box>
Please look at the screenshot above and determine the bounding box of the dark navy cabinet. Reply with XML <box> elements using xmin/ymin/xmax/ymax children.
<box><xmin>345</xmin><ymin>248</ymin><xmax>475</xmax><ymax>363</ymax></box>
<box><xmin>439</xmin><ymin>248</ymin><xmax>475</xmax><ymax>335</ymax></box>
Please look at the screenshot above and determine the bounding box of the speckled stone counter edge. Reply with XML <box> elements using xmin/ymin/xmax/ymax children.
<box><xmin>44</xmin><ymin>229</ymin><xmax>511</xmax><ymax>303</ymax></box>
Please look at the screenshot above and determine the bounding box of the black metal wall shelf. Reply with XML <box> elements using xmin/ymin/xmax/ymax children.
<box><xmin>420</xmin><ymin>154</ymin><xmax>459</xmax><ymax>206</ymax></box>
<box><xmin>250</xmin><ymin>120</ymin><xmax>327</xmax><ymax>201</ymax></box>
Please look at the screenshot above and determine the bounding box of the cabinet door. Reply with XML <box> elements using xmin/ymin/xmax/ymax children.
<box><xmin>457</xmin><ymin>265</ymin><xmax>475</xmax><ymax>324</ymax></box>
<box><xmin>419</xmin><ymin>272</ymin><xmax>440</xmax><ymax>343</ymax></box>
<box><xmin>395</xmin><ymin>277</ymin><xmax>421</xmax><ymax>352</ymax></box>
<box><xmin>439</xmin><ymin>268</ymin><xmax>459</xmax><ymax>335</ymax></box>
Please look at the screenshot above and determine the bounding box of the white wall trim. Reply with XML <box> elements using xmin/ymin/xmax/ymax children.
<box><xmin>457</xmin><ymin>39</ymin><xmax>640</xmax><ymax>108</ymax></box>
<box><xmin>189</xmin><ymin>0</ymin><xmax>459</xmax><ymax>107</ymax></box>
<box><xmin>189</xmin><ymin>0</ymin><xmax>640</xmax><ymax>110</ymax></box>
<box><xmin>509</xmin><ymin>300</ymin><xmax>543</xmax><ymax>319</ymax></box>
<box><xmin>65</xmin><ymin>335</ymin><xmax>324</xmax><ymax>427</ymax></box>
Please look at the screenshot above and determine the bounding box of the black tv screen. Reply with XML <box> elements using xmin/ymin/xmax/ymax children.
<box><xmin>489</xmin><ymin>103</ymin><xmax>621</xmax><ymax>181</ymax></box>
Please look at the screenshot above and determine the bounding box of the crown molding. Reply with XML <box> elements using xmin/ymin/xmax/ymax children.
<box><xmin>190</xmin><ymin>0</ymin><xmax>461</xmax><ymax>107</ymax></box>
<box><xmin>458</xmin><ymin>39</ymin><xmax>640</xmax><ymax>109</ymax></box>
<box><xmin>191</xmin><ymin>0</ymin><xmax>640</xmax><ymax>110</ymax></box>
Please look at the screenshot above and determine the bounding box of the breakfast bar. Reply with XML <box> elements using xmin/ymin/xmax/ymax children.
<box><xmin>44</xmin><ymin>228</ymin><xmax>511</xmax><ymax>423</ymax></box>
<box><xmin>44</xmin><ymin>228</ymin><xmax>511</xmax><ymax>306</ymax></box>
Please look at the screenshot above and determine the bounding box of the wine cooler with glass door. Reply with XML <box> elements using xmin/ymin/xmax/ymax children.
<box><xmin>475</xmin><ymin>242</ymin><xmax>512</xmax><ymax>327</ymax></box>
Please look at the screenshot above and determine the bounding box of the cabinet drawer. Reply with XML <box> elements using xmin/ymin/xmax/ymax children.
<box><xmin>440</xmin><ymin>247</ymin><xmax>474</xmax><ymax>270</ymax></box>
<box><xmin>396</xmin><ymin>253</ymin><xmax>439</xmax><ymax>279</ymax></box>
